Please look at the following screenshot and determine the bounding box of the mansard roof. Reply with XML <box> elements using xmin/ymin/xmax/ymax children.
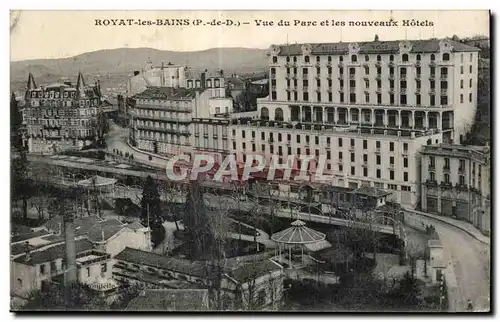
<box><xmin>273</xmin><ymin>38</ymin><xmax>480</xmax><ymax>56</ymax></box>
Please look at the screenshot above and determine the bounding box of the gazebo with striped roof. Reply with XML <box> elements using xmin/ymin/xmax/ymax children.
<box><xmin>271</xmin><ymin>219</ymin><xmax>331</xmax><ymax>268</ymax></box>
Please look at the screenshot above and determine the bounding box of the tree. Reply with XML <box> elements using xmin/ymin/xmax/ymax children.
<box><xmin>140</xmin><ymin>176</ymin><xmax>164</xmax><ymax>247</ymax></box>
<box><xmin>10</xmin><ymin>92</ymin><xmax>23</xmax><ymax>150</ymax></box>
<box><xmin>21</xmin><ymin>282</ymin><xmax>108</xmax><ymax>311</ymax></box>
<box><xmin>91</xmin><ymin>112</ymin><xmax>109</xmax><ymax>147</ymax></box>
<box><xmin>11</xmin><ymin>150</ymin><xmax>31</xmax><ymax>221</ymax></box>
<box><xmin>183</xmin><ymin>182</ymin><xmax>214</xmax><ymax>259</ymax></box>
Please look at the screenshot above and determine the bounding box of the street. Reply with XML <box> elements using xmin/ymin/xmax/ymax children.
<box><xmin>410</xmin><ymin>213</ymin><xmax>490</xmax><ymax>312</ymax></box>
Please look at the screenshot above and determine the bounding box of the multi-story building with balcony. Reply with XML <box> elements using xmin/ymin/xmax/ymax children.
<box><xmin>420</xmin><ymin>144</ymin><xmax>490</xmax><ymax>235</ymax></box>
<box><xmin>236</xmin><ymin>38</ymin><xmax>480</xmax><ymax>207</ymax></box>
<box><xmin>128</xmin><ymin>66</ymin><xmax>234</xmax><ymax>162</ymax></box>
<box><xmin>22</xmin><ymin>72</ymin><xmax>102</xmax><ymax>153</ymax></box>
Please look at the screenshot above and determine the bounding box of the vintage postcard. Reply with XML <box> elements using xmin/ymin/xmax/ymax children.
<box><xmin>10</xmin><ymin>10</ymin><xmax>491</xmax><ymax>312</ymax></box>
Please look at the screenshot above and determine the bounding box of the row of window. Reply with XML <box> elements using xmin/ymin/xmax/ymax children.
<box><xmin>280</xmin><ymin>90</ymin><xmax>468</xmax><ymax>105</ymax></box>
<box><xmin>238</xmin><ymin>152</ymin><xmax>410</xmax><ymax>181</ymax></box>
<box><xmin>186</xmin><ymin>78</ymin><xmax>221</xmax><ymax>89</ymax></box>
<box><xmin>233</xmin><ymin>130</ymin><xmax>407</xmax><ymax>150</ymax></box>
<box><xmin>274</xmin><ymin>52</ymin><xmax>474</xmax><ymax>64</ymax></box>
<box><xmin>30</xmin><ymin>91</ymin><xmax>78</xmax><ymax>99</ymax></box>
<box><xmin>282</xmin><ymin>76</ymin><xmax>474</xmax><ymax>90</ymax></box>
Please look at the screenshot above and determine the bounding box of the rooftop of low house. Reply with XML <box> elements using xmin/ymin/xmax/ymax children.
<box><xmin>125</xmin><ymin>289</ymin><xmax>210</xmax><ymax>311</ymax></box>
<box><xmin>350</xmin><ymin>186</ymin><xmax>392</xmax><ymax>198</ymax></box>
<box><xmin>226</xmin><ymin>259</ymin><xmax>282</xmax><ymax>284</ymax></box>
<box><xmin>422</xmin><ymin>143</ymin><xmax>490</xmax><ymax>159</ymax></box>
<box><xmin>114</xmin><ymin>247</ymin><xmax>213</xmax><ymax>278</ymax></box>
<box><xmin>134</xmin><ymin>86</ymin><xmax>200</xmax><ymax>100</ymax></box>
<box><xmin>13</xmin><ymin>239</ymin><xmax>95</xmax><ymax>266</ymax></box>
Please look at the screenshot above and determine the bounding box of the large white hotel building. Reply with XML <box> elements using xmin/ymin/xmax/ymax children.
<box><xmin>232</xmin><ymin>38</ymin><xmax>480</xmax><ymax>207</ymax></box>
<box><xmin>126</xmin><ymin>38</ymin><xmax>480</xmax><ymax>209</ymax></box>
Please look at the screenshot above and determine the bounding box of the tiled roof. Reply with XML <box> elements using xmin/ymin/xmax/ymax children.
<box><xmin>350</xmin><ymin>186</ymin><xmax>392</xmax><ymax>198</ymax></box>
<box><xmin>87</xmin><ymin>219</ymin><xmax>125</xmax><ymax>243</ymax></box>
<box><xmin>276</xmin><ymin>38</ymin><xmax>480</xmax><ymax>55</ymax></box>
<box><xmin>271</xmin><ymin>220</ymin><xmax>326</xmax><ymax>244</ymax></box>
<box><xmin>227</xmin><ymin>259</ymin><xmax>282</xmax><ymax>284</ymax></box>
<box><xmin>126</xmin><ymin>222</ymin><xmax>146</xmax><ymax>230</ymax></box>
<box><xmin>11</xmin><ymin>229</ymin><xmax>51</xmax><ymax>244</ymax></box>
<box><xmin>44</xmin><ymin>216</ymin><xmax>101</xmax><ymax>237</ymax></box>
<box><xmin>134</xmin><ymin>86</ymin><xmax>199</xmax><ymax>100</ymax></box>
<box><xmin>125</xmin><ymin>289</ymin><xmax>209</xmax><ymax>311</ymax></box>
<box><xmin>422</xmin><ymin>144</ymin><xmax>490</xmax><ymax>159</ymax></box>
<box><xmin>13</xmin><ymin>239</ymin><xmax>94</xmax><ymax>265</ymax></box>
<box><xmin>114</xmin><ymin>247</ymin><xmax>212</xmax><ymax>278</ymax></box>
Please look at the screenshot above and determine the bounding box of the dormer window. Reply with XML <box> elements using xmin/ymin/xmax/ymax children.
<box><xmin>431</xmin><ymin>54</ymin><xmax>436</xmax><ymax>61</ymax></box>
<box><xmin>316</xmin><ymin>56</ymin><xmax>320</xmax><ymax>62</ymax></box>
<box><xmin>328</xmin><ymin>56</ymin><xmax>332</xmax><ymax>62</ymax></box>
<box><xmin>389</xmin><ymin>55</ymin><xmax>394</xmax><ymax>61</ymax></box>
<box><xmin>416</xmin><ymin>54</ymin><xmax>421</xmax><ymax>61</ymax></box>
<box><xmin>286</xmin><ymin>56</ymin><xmax>290</xmax><ymax>62</ymax></box>
<box><xmin>351</xmin><ymin>55</ymin><xmax>357</xmax><ymax>62</ymax></box>
<box><xmin>365</xmin><ymin>55</ymin><xmax>369</xmax><ymax>62</ymax></box>
<box><xmin>402</xmin><ymin>54</ymin><xmax>409</xmax><ymax>62</ymax></box>
<box><xmin>272</xmin><ymin>56</ymin><xmax>278</xmax><ymax>63</ymax></box>
<box><xmin>339</xmin><ymin>56</ymin><xmax>344</xmax><ymax>62</ymax></box>
<box><xmin>377</xmin><ymin>55</ymin><xmax>381</xmax><ymax>61</ymax></box>
<box><xmin>293</xmin><ymin>56</ymin><xmax>297</xmax><ymax>63</ymax></box>
<box><xmin>442</xmin><ymin>53</ymin><xmax>450</xmax><ymax>61</ymax></box>
<box><xmin>304</xmin><ymin>56</ymin><xmax>310</xmax><ymax>63</ymax></box>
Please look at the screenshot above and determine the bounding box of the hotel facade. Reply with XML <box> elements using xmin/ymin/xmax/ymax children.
<box><xmin>22</xmin><ymin>72</ymin><xmax>102</xmax><ymax>153</ymax></box>
<box><xmin>237</xmin><ymin>38</ymin><xmax>480</xmax><ymax>207</ymax></box>
<box><xmin>420</xmin><ymin>144</ymin><xmax>490</xmax><ymax>234</ymax></box>
<box><xmin>128</xmin><ymin>63</ymin><xmax>234</xmax><ymax>164</ymax></box>
<box><xmin>126</xmin><ymin>38</ymin><xmax>480</xmax><ymax>209</ymax></box>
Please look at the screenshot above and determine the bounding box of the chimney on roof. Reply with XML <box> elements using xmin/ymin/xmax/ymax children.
<box><xmin>374</xmin><ymin>34</ymin><xmax>379</xmax><ymax>42</ymax></box>
<box><xmin>201</xmin><ymin>72</ymin><xmax>206</xmax><ymax>89</ymax></box>
<box><xmin>64</xmin><ymin>212</ymin><xmax>77</xmax><ymax>285</ymax></box>
<box><xmin>220</xmin><ymin>69</ymin><xmax>224</xmax><ymax>77</ymax></box>
<box><xmin>25</xmin><ymin>249</ymin><xmax>31</xmax><ymax>262</ymax></box>
<box><xmin>133</xmin><ymin>71</ymin><xmax>140</xmax><ymax>76</ymax></box>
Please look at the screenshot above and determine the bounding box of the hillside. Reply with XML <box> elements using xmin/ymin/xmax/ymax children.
<box><xmin>10</xmin><ymin>47</ymin><xmax>268</xmax><ymax>94</ymax></box>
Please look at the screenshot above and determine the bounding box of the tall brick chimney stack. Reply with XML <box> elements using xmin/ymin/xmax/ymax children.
<box><xmin>64</xmin><ymin>212</ymin><xmax>77</xmax><ymax>285</ymax></box>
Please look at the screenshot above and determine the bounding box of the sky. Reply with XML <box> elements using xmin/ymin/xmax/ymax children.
<box><xmin>10</xmin><ymin>10</ymin><xmax>490</xmax><ymax>61</ymax></box>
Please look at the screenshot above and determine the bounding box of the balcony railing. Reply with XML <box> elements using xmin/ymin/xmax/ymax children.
<box><xmin>428</xmin><ymin>164</ymin><xmax>435</xmax><ymax>170</ymax></box>
<box><xmin>426</xmin><ymin>179</ymin><xmax>438</xmax><ymax>186</ymax></box>
<box><xmin>443</xmin><ymin>165</ymin><xmax>450</xmax><ymax>172</ymax></box>
<box><xmin>458</xmin><ymin>167</ymin><xmax>465</xmax><ymax>174</ymax></box>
